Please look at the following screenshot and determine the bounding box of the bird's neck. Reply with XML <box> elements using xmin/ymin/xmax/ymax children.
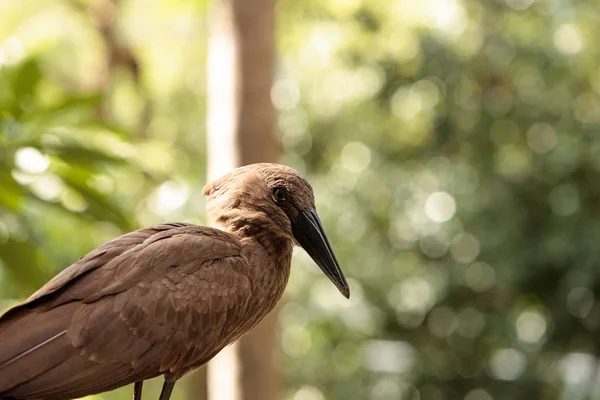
<box><xmin>212</xmin><ymin>210</ymin><xmax>293</xmax><ymax>263</ymax></box>
<box><xmin>216</xmin><ymin>211</ymin><xmax>293</xmax><ymax>321</ymax></box>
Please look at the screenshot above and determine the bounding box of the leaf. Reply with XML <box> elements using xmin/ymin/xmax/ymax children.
<box><xmin>0</xmin><ymin>238</ymin><xmax>46</xmax><ymax>296</ymax></box>
<box><xmin>12</xmin><ymin>59</ymin><xmax>42</xmax><ymax>99</ymax></box>
<box><xmin>23</xmin><ymin>93</ymin><xmax>103</xmax><ymax>121</ymax></box>
<box><xmin>55</xmin><ymin>167</ymin><xmax>136</xmax><ymax>231</ymax></box>
<box><xmin>0</xmin><ymin>172</ymin><xmax>25</xmax><ymax>213</ymax></box>
<box><xmin>45</xmin><ymin>142</ymin><xmax>130</xmax><ymax>167</ymax></box>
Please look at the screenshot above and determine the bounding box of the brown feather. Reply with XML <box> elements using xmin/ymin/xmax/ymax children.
<box><xmin>0</xmin><ymin>164</ymin><xmax>326</xmax><ymax>399</ymax></box>
<box><xmin>0</xmin><ymin>224</ymin><xmax>283</xmax><ymax>398</ymax></box>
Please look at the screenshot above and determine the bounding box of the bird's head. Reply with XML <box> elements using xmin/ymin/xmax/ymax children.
<box><xmin>203</xmin><ymin>163</ymin><xmax>349</xmax><ymax>298</ymax></box>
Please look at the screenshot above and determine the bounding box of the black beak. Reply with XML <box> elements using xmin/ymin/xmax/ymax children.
<box><xmin>292</xmin><ymin>209</ymin><xmax>350</xmax><ymax>299</ymax></box>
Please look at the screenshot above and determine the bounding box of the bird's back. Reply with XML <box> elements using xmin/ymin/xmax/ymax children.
<box><xmin>0</xmin><ymin>223</ymin><xmax>258</xmax><ymax>400</ymax></box>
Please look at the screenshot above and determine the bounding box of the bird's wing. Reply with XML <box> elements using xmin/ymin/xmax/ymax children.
<box><xmin>0</xmin><ymin>224</ymin><xmax>254</xmax><ymax>400</ymax></box>
<box><xmin>20</xmin><ymin>222</ymin><xmax>191</xmax><ymax>307</ymax></box>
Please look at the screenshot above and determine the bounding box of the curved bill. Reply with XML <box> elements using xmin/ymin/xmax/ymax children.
<box><xmin>291</xmin><ymin>209</ymin><xmax>350</xmax><ymax>299</ymax></box>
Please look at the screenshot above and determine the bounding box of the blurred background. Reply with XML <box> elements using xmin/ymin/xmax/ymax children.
<box><xmin>1</xmin><ymin>0</ymin><xmax>600</xmax><ymax>399</ymax></box>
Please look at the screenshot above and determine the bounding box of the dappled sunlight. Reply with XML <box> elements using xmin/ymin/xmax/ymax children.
<box><xmin>278</xmin><ymin>0</ymin><xmax>600</xmax><ymax>395</ymax></box>
<box><xmin>488</xmin><ymin>348</ymin><xmax>527</xmax><ymax>381</ymax></box>
<box><xmin>424</xmin><ymin>191</ymin><xmax>456</xmax><ymax>222</ymax></box>
<box><xmin>0</xmin><ymin>37</ymin><xmax>25</xmax><ymax>66</ymax></box>
<box><xmin>516</xmin><ymin>309</ymin><xmax>547</xmax><ymax>345</ymax></box>
<box><xmin>292</xmin><ymin>386</ymin><xmax>324</xmax><ymax>400</ymax></box>
<box><xmin>14</xmin><ymin>147</ymin><xmax>49</xmax><ymax>174</ymax></box>
<box><xmin>148</xmin><ymin>180</ymin><xmax>191</xmax><ymax>216</ymax></box>
<box><xmin>364</xmin><ymin>339</ymin><xmax>415</xmax><ymax>373</ymax></box>
<box><xmin>554</xmin><ymin>24</ymin><xmax>583</xmax><ymax>55</ymax></box>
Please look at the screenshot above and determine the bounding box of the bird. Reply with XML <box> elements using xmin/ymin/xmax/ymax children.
<box><xmin>0</xmin><ymin>163</ymin><xmax>349</xmax><ymax>400</ymax></box>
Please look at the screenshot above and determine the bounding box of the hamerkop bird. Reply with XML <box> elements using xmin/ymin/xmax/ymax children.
<box><xmin>0</xmin><ymin>163</ymin><xmax>349</xmax><ymax>400</ymax></box>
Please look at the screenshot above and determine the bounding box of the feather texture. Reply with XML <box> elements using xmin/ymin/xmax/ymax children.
<box><xmin>0</xmin><ymin>223</ymin><xmax>278</xmax><ymax>400</ymax></box>
<box><xmin>0</xmin><ymin>163</ymin><xmax>339</xmax><ymax>400</ymax></box>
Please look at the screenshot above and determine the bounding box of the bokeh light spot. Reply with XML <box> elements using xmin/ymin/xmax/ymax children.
<box><xmin>60</xmin><ymin>188</ymin><xmax>88</xmax><ymax>213</ymax></box>
<box><xmin>426</xmin><ymin>0</ymin><xmax>468</xmax><ymax>37</ymax></box>
<box><xmin>311</xmin><ymin>278</ymin><xmax>348</xmax><ymax>312</ymax></box>
<box><xmin>464</xmin><ymin>262</ymin><xmax>496</xmax><ymax>292</ymax></box>
<box><xmin>336</xmin><ymin>210</ymin><xmax>366</xmax><ymax>241</ymax></box>
<box><xmin>450</xmin><ymin>233</ymin><xmax>480</xmax><ymax>263</ymax></box>
<box><xmin>489</xmin><ymin>348</ymin><xmax>526</xmax><ymax>381</ymax></box>
<box><xmin>413</xmin><ymin>79</ymin><xmax>441</xmax><ymax>109</ymax></box>
<box><xmin>390</xmin><ymin>276</ymin><xmax>436</xmax><ymax>313</ymax></box>
<box><xmin>391</xmin><ymin>86</ymin><xmax>422</xmax><ymax>121</ymax></box>
<box><xmin>2</xmin><ymin>37</ymin><xmax>25</xmax><ymax>65</ymax></box>
<box><xmin>148</xmin><ymin>181</ymin><xmax>190</xmax><ymax>216</ymax></box>
<box><xmin>282</xmin><ymin>325</ymin><xmax>312</xmax><ymax>358</ymax></box>
<box><xmin>526</xmin><ymin>123</ymin><xmax>557</xmax><ymax>154</ymax></box>
<box><xmin>554</xmin><ymin>24</ymin><xmax>583</xmax><ymax>54</ymax></box>
<box><xmin>573</xmin><ymin>93</ymin><xmax>600</xmax><ymax>124</ymax></box>
<box><xmin>340</xmin><ymin>141</ymin><xmax>371</xmax><ymax>173</ymax></box>
<box><xmin>420</xmin><ymin>232</ymin><xmax>450</xmax><ymax>258</ymax></box>
<box><xmin>559</xmin><ymin>353</ymin><xmax>595</xmax><ymax>384</ymax></box>
<box><xmin>425</xmin><ymin>192</ymin><xmax>456</xmax><ymax>222</ymax></box>
<box><xmin>364</xmin><ymin>340</ymin><xmax>415</xmax><ymax>373</ymax></box>
<box><xmin>371</xmin><ymin>378</ymin><xmax>402</xmax><ymax>400</ymax></box>
<box><xmin>464</xmin><ymin>388</ymin><xmax>493</xmax><ymax>400</ymax></box>
<box><xmin>271</xmin><ymin>78</ymin><xmax>300</xmax><ymax>110</ymax></box>
<box><xmin>494</xmin><ymin>145</ymin><xmax>531</xmax><ymax>181</ymax></box>
<box><xmin>15</xmin><ymin>147</ymin><xmax>50</xmax><ymax>174</ymax></box>
<box><xmin>293</xmin><ymin>386</ymin><xmax>324</xmax><ymax>400</ymax></box>
<box><xmin>29</xmin><ymin>174</ymin><xmax>64</xmax><ymax>202</ymax></box>
<box><xmin>516</xmin><ymin>310</ymin><xmax>547</xmax><ymax>344</ymax></box>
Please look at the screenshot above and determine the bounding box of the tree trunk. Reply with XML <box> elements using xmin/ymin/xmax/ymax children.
<box><xmin>206</xmin><ymin>0</ymin><xmax>278</xmax><ymax>173</ymax></box>
<box><xmin>203</xmin><ymin>0</ymin><xmax>280</xmax><ymax>400</ymax></box>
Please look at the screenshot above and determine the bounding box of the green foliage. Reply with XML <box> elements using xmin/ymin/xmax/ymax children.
<box><xmin>0</xmin><ymin>2</ymin><xmax>207</xmax><ymax>398</ymax></box>
<box><xmin>0</xmin><ymin>2</ymin><xmax>206</xmax><ymax>302</ymax></box>
<box><xmin>0</xmin><ymin>58</ymin><xmax>133</xmax><ymax>294</ymax></box>
<box><xmin>278</xmin><ymin>0</ymin><xmax>600</xmax><ymax>399</ymax></box>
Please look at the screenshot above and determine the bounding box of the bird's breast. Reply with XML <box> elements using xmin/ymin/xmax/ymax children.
<box><xmin>177</xmin><ymin>242</ymin><xmax>291</xmax><ymax>375</ymax></box>
<box><xmin>238</xmin><ymin>240</ymin><xmax>292</xmax><ymax>326</ymax></box>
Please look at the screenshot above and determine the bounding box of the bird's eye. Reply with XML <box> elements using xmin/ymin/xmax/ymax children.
<box><xmin>272</xmin><ymin>187</ymin><xmax>288</xmax><ymax>203</ymax></box>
